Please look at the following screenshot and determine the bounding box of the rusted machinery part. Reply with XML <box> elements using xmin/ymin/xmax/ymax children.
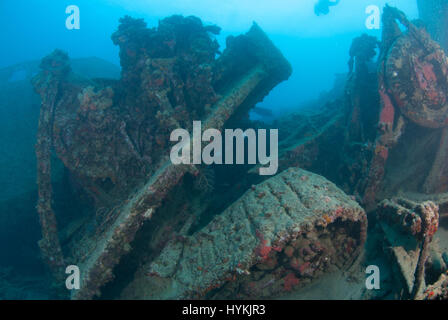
<box><xmin>364</xmin><ymin>6</ymin><xmax>448</xmax><ymax>208</ymax></box>
<box><xmin>71</xmin><ymin>67</ymin><xmax>267</xmax><ymax>300</ymax></box>
<box><xmin>377</xmin><ymin>198</ymin><xmax>439</xmax><ymax>297</ymax></box>
<box><xmin>378</xmin><ymin>198</ymin><xmax>439</xmax><ymax>240</ymax></box>
<box><xmin>67</xmin><ymin>23</ymin><xmax>292</xmax><ymax>300</ymax></box>
<box><xmin>32</xmin><ymin>50</ymin><xmax>70</xmax><ymax>281</ymax></box>
<box><xmin>384</xmin><ymin>33</ymin><xmax>448</xmax><ymax>128</ymax></box>
<box><xmin>411</xmin><ymin>201</ymin><xmax>439</xmax><ymax>298</ymax></box>
<box><xmin>122</xmin><ymin>168</ymin><xmax>367</xmax><ymax>299</ymax></box>
<box><xmin>380</xmin><ymin>5</ymin><xmax>448</xmax><ymax>128</ymax></box>
<box><xmin>31</xmin><ymin>18</ymin><xmax>291</xmax><ymax>298</ymax></box>
<box><xmin>416</xmin><ymin>273</ymin><xmax>448</xmax><ymax>300</ymax></box>
<box><xmin>362</xmin><ymin>7</ymin><xmax>398</xmax><ymax>209</ymax></box>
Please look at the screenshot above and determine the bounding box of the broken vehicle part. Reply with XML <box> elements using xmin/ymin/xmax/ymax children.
<box><xmin>364</xmin><ymin>6</ymin><xmax>448</xmax><ymax>208</ymax></box>
<box><xmin>120</xmin><ymin>168</ymin><xmax>366</xmax><ymax>299</ymax></box>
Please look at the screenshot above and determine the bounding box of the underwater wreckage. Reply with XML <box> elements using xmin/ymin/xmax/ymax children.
<box><xmin>32</xmin><ymin>15</ymin><xmax>292</xmax><ymax>299</ymax></box>
<box><xmin>30</xmin><ymin>6</ymin><xmax>448</xmax><ymax>300</ymax></box>
<box><xmin>274</xmin><ymin>5</ymin><xmax>448</xmax><ymax>299</ymax></box>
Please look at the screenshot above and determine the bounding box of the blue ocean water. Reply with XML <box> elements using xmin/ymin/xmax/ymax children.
<box><xmin>0</xmin><ymin>0</ymin><xmax>418</xmax><ymax>110</ymax></box>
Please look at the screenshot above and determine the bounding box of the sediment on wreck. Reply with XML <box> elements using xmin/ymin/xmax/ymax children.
<box><xmin>32</xmin><ymin>15</ymin><xmax>291</xmax><ymax>299</ymax></box>
<box><xmin>120</xmin><ymin>168</ymin><xmax>366</xmax><ymax>299</ymax></box>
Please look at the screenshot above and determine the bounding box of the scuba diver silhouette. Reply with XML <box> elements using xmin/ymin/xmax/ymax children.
<box><xmin>314</xmin><ymin>0</ymin><xmax>340</xmax><ymax>16</ymax></box>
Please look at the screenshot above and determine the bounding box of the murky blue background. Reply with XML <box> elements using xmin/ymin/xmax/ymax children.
<box><xmin>0</xmin><ymin>0</ymin><xmax>418</xmax><ymax>112</ymax></box>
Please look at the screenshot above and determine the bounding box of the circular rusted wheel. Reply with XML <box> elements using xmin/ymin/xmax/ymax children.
<box><xmin>384</xmin><ymin>33</ymin><xmax>448</xmax><ymax>128</ymax></box>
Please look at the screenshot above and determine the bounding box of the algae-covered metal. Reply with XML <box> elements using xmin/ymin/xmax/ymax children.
<box><xmin>32</xmin><ymin>15</ymin><xmax>292</xmax><ymax>299</ymax></box>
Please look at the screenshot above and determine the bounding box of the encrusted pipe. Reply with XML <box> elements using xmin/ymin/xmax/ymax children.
<box><xmin>32</xmin><ymin>50</ymin><xmax>71</xmax><ymax>282</ymax></box>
